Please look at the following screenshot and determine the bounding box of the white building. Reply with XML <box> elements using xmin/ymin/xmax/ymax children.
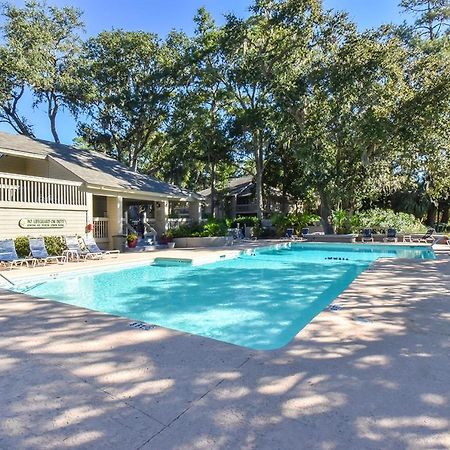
<box><xmin>0</xmin><ymin>132</ymin><xmax>202</xmax><ymax>248</ymax></box>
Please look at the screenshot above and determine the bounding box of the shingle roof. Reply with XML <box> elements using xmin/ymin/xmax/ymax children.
<box><xmin>199</xmin><ymin>176</ymin><xmax>254</xmax><ymax>197</ymax></box>
<box><xmin>0</xmin><ymin>132</ymin><xmax>201</xmax><ymax>199</ymax></box>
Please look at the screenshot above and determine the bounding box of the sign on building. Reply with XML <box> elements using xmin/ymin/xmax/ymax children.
<box><xmin>19</xmin><ymin>218</ymin><xmax>67</xmax><ymax>229</ymax></box>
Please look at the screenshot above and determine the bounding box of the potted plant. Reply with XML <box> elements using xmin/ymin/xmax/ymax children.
<box><xmin>160</xmin><ymin>231</ymin><xmax>175</xmax><ymax>248</ymax></box>
<box><xmin>127</xmin><ymin>233</ymin><xmax>138</xmax><ymax>248</ymax></box>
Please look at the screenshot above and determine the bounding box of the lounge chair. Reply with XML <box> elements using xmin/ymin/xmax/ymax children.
<box><xmin>361</xmin><ymin>228</ymin><xmax>374</xmax><ymax>243</ymax></box>
<box><xmin>412</xmin><ymin>228</ymin><xmax>435</xmax><ymax>244</ymax></box>
<box><xmin>63</xmin><ymin>236</ymin><xmax>103</xmax><ymax>261</ymax></box>
<box><xmin>383</xmin><ymin>228</ymin><xmax>398</xmax><ymax>243</ymax></box>
<box><xmin>29</xmin><ymin>237</ymin><xmax>65</xmax><ymax>267</ymax></box>
<box><xmin>83</xmin><ymin>236</ymin><xmax>120</xmax><ymax>257</ymax></box>
<box><xmin>285</xmin><ymin>228</ymin><xmax>305</xmax><ymax>241</ymax></box>
<box><xmin>285</xmin><ymin>228</ymin><xmax>296</xmax><ymax>239</ymax></box>
<box><xmin>0</xmin><ymin>239</ymin><xmax>33</xmax><ymax>269</ymax></box>
<box><xmin>301</xmin><ymin>228</ymin><xmax>310</xmax><ymax>238</ymax></box>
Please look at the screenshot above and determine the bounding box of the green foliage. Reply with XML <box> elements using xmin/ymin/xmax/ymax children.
<box><xmin>170</xmin><ymin>219</ymin><xmax>228</xmax><ymax>238</ymax></box>
<box><xmin>352</xmin><ymin>208</ymin><xmax>427</xmax><ymax>233</ymax></box>
<box><xmin>332</xmin><ymin>209</ymin><xmax>352</xmax><ymax>234</ymax></box>
<box><xmin>0</xmin><ymin>1</ymin><xmax>84</xmax><ymax>142</ymax></box>
<box><xmin>44</xmin><ymin>236</ymin><xmax>66</xmax><ymax>256</ymax></box>
<box><xmin>201</xmin><ymin>220</ymin><xmax>228</xmax><ymax>237</ymax></box>
<box><xmin>126</xmin><ymin>233</ymin><xmax>138</xmax><ymax>243</ymax></box>
<box><xmin>14</xmin><ymin>235</ymin><xmax>66</xmax><ymax>257</ymax></box>
<box><xmin>14</xmin><ymin>236</ymin><xmax>30</xmax><ymax>258</ymax></box>
<box><xmin>399</xmin><ymin>0</ymin><xmax>450</xmax><ymax>39</ymax></box>
<box><xmin>76</xmin><ymin>29</ymin><xmax>187</xmax><ymax>170</ymax></box>
<box><xmin>232</xmin><ymin>216</ymin><xmax>261</xmax><ymax>228</ymax></box>
<box><xmin>1</xmin><ymin>0</ymin><xmax>449</xmax><ymax>225</ymax></box>
<box><xmin>271</xmin><ymin>212</ymin><xmax>321</xmax><ymax>236</ymax></box>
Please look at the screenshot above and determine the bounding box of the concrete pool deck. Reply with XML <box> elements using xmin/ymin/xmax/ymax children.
<box><xmin>0</xmin><ymin>244</ymin><xmax>449</xmax><ymax>449</ymax></box>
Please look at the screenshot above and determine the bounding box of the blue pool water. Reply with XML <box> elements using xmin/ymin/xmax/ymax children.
<box><xmin>13</xmin><ymin>243</ymin><xmax>434</xmax><ymax>350</ymax></box>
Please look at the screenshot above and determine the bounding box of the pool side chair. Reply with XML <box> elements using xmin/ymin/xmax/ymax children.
<box><xmin>0</xmin><ymin>239</ymin><xmax>33</xmax><ymax>270</ymax></box>
<box><xmin>83</xmin><ymin>236</ymin><xmax>120</xmax><ymax>258</ymax></box>
<box><xmin>361</xmin><ymin>228</ymin><xmax>374</xmax><ymax>243</ymax></box>
<box><xmin>383</xmin><ymin>228</ymin><xmax>398</xmax><ymax>243</ymax></box>
<box><xmin>285</xmin><ymin>228</ymin><xmax>295</xmax><ymax>239</ymax></box>
<box><xmin>412</xmin><ymin>228</ymin><xmax>435</xmax><ymax>244</ymax></box>
<box><xmin>63</xmin><ymin>235</ymin><xmax>103</xmax><ymax>261</ymax></box>
<box><xmin>28</xmin><ymin>237</ymin><xmax>65</xmax><ymax>267</ymax></box>
<box><xmin>301</xmin><ymin>228</ymin><xmax>310</xmax><ymax>238</ymax></box>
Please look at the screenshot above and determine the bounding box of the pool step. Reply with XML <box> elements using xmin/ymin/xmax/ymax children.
<box><xmin>152</xmin><ymin>257</ymin><xmax>193</xmax><ymax>266</ymax></box>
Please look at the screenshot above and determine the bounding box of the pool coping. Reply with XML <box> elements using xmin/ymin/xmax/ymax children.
<box><xmin>0</xmin><ymin>239</ymin><xmax>434</xmax><ymax>288</ymax></box>
<box><xmin>1</xmin><ymin>243</ymin><xmax>449</xmax><ymax>449</ymax></box>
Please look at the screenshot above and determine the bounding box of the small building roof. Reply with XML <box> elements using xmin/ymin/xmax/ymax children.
<box><xmin>199</xmin><ymin>176</ymin><xmax>254</xmax><ymax>197</ymax></box>
<box><xmin>0</xmin><ymin>132</ymin><xmax>201</xmax><ymax>200</ymax></box>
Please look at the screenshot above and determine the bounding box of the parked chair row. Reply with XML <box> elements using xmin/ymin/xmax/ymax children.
<box><xmin>361</xmin><ymin>228</ymin><xmax>436</xmax><ymax>244</ymax></box>
<box><xmin>0</xmin><ymin>236</ymin><xmax>120</xmax><ymax>270</ymax></box>
<box><xmin>63</xmin><ymin>236</ymin><xmax>119</xmax><ymax>261</ymax></box>
<box><xmin>284</xmin><ymin>228</ymin><xmax>309</xmax><ymax>240</ymax></box>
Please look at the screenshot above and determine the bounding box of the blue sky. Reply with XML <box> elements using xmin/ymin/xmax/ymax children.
<box><xmin>1</xmin><ymin>0</ymin><xmax>406</xmax><ymax>144</ymax></box>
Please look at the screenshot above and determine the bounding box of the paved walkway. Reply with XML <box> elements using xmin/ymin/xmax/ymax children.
<box><xmin>0</xmin><ymin>250</ymin><xmax>449</xmax><ymax>449</ymax></box>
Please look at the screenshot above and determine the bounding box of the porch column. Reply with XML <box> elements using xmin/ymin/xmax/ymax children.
<box><xmin>189</xmin><ymin>200</ymin><xmax>202</xmax><ymax>223</ymax></box>
<box><xmin>107</xmin><ymin>195</ymin><xmax>123</xmax><ymax>249</ymax></box>
<box><xmin>85</xmin><ymin>192</ymin><xmax>94</xmax><ymax>236</ymax></box>
<box><xmin>155</xmin><ymin>200</ymin><xmax>169</xmax><ymax>236</ymax></box>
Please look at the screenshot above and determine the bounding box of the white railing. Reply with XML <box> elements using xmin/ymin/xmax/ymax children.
<box><xmin>93</xmin><ymin>217</ymin><xmax>109</xmax><ymax>240</ymax></box>
<box><xmin>0</xmin><ymin>172</ymin><xmax>86</xmax><ymax>207</ymax></box>
<box><xmin>121</xmin><ymin>218</ymin><xmax>138</xmax><ymax>235</ymax></box>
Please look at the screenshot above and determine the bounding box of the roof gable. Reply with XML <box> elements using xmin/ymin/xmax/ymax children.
<box><xmin>0</xmin><ymin>132</ymin><xmax>199</xmax><ymax>199</ymax></box>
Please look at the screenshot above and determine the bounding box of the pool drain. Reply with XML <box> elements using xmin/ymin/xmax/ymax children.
<box><xmin>129</xmin><ymin>322</ymin><xmax>157</xmax><ymax>331</ymax></box>
<box><xmin>327</xmin><ymin>304</ymin><xmax>343</xmax><ymax>311</ymax></box>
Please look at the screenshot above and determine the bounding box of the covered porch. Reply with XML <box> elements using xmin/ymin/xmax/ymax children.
<box><xmin>91</xmin><ymin>190</ymin><xmax>202</xmax><ymax>249</ymax></box>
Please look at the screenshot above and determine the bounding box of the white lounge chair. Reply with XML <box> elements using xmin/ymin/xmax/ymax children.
<box><xmin>412</xmin><ymin>229</ymin><xmax>435</xmax><ymax>244</ymax></box>
<box><xmin>361</xmin><ymin>228</ymin><xmax>374</xmax><ymax>243</ymax></box>
<box><xmin>28</xmin><ymin>237</ymin><xmax>65</xmax><ymax>267</ymax></box>
<box><xmin>63</xmin><ymin>236</ymin><xmax>103</xmax><ymax>261</ymax></box>
<box><xmin>383</xmin><ymin>228</ymin><xmax>398</xmax><ymax>243</ymax></box>
<box><xmin>0</xmin><ymin>239</ymin><xmax>33</xmax><ymax>269</ymax></box>
<box><xmin>83</xmin><ymin>236</ymin><xmax>120</xmax><ymax>257</ymax></box>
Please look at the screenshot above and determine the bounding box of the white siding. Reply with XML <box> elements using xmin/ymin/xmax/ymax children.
<box><xmin>0</xmin><ymin>207</ymin><xmax>87</xmax><ymax>238</ymax></box>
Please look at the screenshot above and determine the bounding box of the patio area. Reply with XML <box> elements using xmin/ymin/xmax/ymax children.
<box><xmin>0</xmin><ymin>247</ymin><xmax>449</xmax><ymax>449</ymax></box>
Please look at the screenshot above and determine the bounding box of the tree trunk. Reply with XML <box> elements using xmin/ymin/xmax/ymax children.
<box><xmin>442</xmin><ymin>202</ymin><xmax>449</xmax><ymax>224</ymax></box>
<box><xmin>48</xmin><ymin>95</ymin><xmax>60</xmax><ymax>143</ymax></box>
<box><xmin>318</xmin><ymin>188</ymin><xmax>334</xmax><ymax>234</ymax></box>
<box><xmin>254</xmin><ymin>132</ymin><xmax>264</xmax><ymax>219</ymax></box>
<box><xmin>210</xmin><ymin>161</ymin><xmax>216</xmax><ymax>218</ymax></box>
<box><xmin>281</xmin><ymin>188</ymin><xmax>289</xmax><ymax>214</ymax></box>
<box><xmin>130</xmin><ymin>151</ymin><xmax>139</xmax><ymax>171</ymax></box>
<box><xmin>426</xmin><ymin>203</ymin><xmax>437</xmax><ymax>227</ymax></box>
<box><xmin>2</xmin><ymin>86</ymin><xmax>35</xmax><ymax>137</ymax></box>
<box><xmin>50</xmin><ymin>112</ymin><xmax>60</xmax><ymax>143</ymax></box>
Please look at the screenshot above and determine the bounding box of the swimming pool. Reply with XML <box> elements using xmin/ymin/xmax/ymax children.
<box><xmin>12</xmin><ymin>243</ymin><xmax>434</xmax><ymax>350</ymax></box>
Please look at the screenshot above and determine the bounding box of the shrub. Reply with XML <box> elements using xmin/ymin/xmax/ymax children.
<box><xmin>44</xmin><ymin>236</ymin><xmax>66</xmax><ymax>256</ymax></box>
<box><xmin>14</xmin><ymin>235</ymin><xmax>66</xmax><ymax>257</ymax></box>
<box><xmin>233</xmin><ymin>216</ymin><xmax>261</xmax><ymax>228</ymax></box>
<box><xmin>201</xmin><ymin>220</ymin><xmax>228</xmax><ymax>237</ymax></box>
<box><xmin>14</xmin><ymin>236</ymin><xmax>30</xmax><ymax>257</ymax></box>
<box><xmin>352</xmin><ymin>208</ymin><xmax>427</xmax><ymax>234</ymax></box>
<box><xmin>170</xmin><ymin>219</ymin><xmax>228</xmax><ymax>238</ymax></box>
<box><xmin>170</xmin><ymin>223</ymin><xmax>202</xmax><ymax>238</ymax></box>
<box><xmin>271</xmin><ymin>212</ymin><xmax>320</xmax><ymax>236</ymax></box>
<box><xmin>332</xmin><ymin>209</ymin><xmax>352</xmax><ymax>234</ymax></box>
